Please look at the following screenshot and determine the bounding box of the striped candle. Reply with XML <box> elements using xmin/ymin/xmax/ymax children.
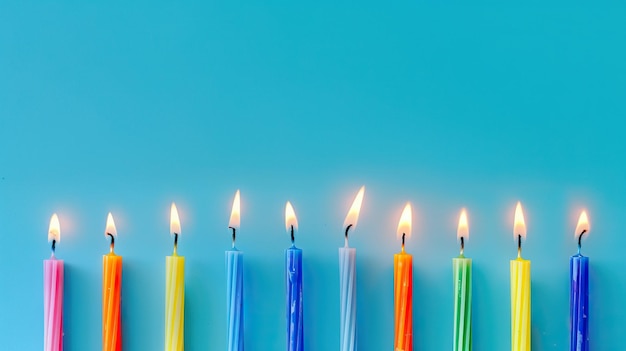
<box><xmin>339</xmin><ymin>186</ymin><xmax>364</xmax><ymax>351</ymax></box>
<box><xmin>226</xmin><ymin>249</ymin><xmax>244</xmax><ymax>351</ymax></box>
<box><xmin>394</xmin><ymin>203</ymin><xmax>413</xmax><ymax>351</ymax></box>
<box><xmin>570</xmin><ymin>211</ymin><xmax>590</xmax><ymax>351</ymax></box>
<box><xmin>510</xmin><ymin>202</ymin><xmax>530</xmax><ymax>351</ymax></box>
<box><xmin>339</xmin><ymin>246</ymin><xmax>356</xmax><ymax>351</ymax></box>
<box><xmin>44</xmin><ymin>214</ymin><xmax>64</xmax><ymax>351</ymax></box>
<box><xmin>165</xmin><ymin>203</ymin><xmax>185</xmax><ymax>351</ymax></box>
<box><xmin>453</xmin><ymin>209</ymin><xmax>472</xmax><ymax>351</ymax></box>
<box><xmin>226</xmin><ymin>190</ymin><xmax>244</xmax><ymax>351</ymax></box>
<box><xmin>103</xmin><ymin>213</ymin><xmax>122</xmax><ymax>351</ymax></box>
<box><xmin>285</xmin><ymin>201</ymin><xmax>303</xmax><ymax>351</ymax></box>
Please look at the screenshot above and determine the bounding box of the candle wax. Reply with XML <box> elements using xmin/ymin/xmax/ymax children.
<box><xmin>226</xmin><ymin>249</ymin><xmax>244</xmax><ymax>351</ymax></box>
<box><xmin>453</xmin><ymin>255</ymin><xmax>472</xmax><ymax>351</ymax></box>
<box><xmin>394</xmin><ymin>251</ymin><xmax>413</xmax><ymax>351</ymax></box>
<box><xmin>165</xmin><ymin>253</ymin><xmax>185</xmax><ymax>351</ymax></box>
<box><xmin>103</xmin><ymin>253</ymin><xmax>122</xmax><ymax>351</ymax></box>
<box><xmin>285</xmin><ymin>245</ymin><xmax>303</xmax><ymax>351</ymax></box>
<box><xmin>570</xmin><ymin>254</ymin><xmax>589</xmax><ymax>351</ymax></box>
<box><xmin>44</xmin><ymin>257</ymin><xmax>64</xmax><ymax>351</ymax></box>
<box><xmin>339</xmin><ymin>246</ymin><xmax>356</xmax><ymax>351</ymax></box>
<box><xmin>510</xmin><ymin>257</ymin><xmax>530</xmax><ymax>351</ymax></box>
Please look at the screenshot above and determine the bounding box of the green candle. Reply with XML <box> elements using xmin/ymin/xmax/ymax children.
<box><xmin>453</xmin><ymin>209</ymin><xmax>472</xmax><ymax>351</ymax></box>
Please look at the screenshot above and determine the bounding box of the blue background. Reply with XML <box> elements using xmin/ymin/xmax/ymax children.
<box><xmin>1</xmin><ymin>2</ymin><xmax>625</xmax><ymax>350</ymax></box>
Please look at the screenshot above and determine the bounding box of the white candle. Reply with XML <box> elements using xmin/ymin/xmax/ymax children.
<box><xmin>339</xmin><ymin>186</ymin><xmax>365</xmax><ymax>351</ymax></box>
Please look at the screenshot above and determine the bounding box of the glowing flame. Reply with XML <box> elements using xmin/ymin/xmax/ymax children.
<box><xmin>513</xmin><ymin>202</ymin><xmax>527</xmax><ymax>240</ymax></box>
<box><xmin>105</xmin><ymin>212</ymin><xmax>117</xmax><ymax>237</ymax></box>
<box><xmin>48</xmin><ymin>213</ymin><xmax>60</xmax><ymax>242</ymax></box>
<box><xmin>170</xmin><ymin>203</ymin><xmax>181</xmax><ymax>235</ymax></box>
<box><xmin>457</xmin><ymin>208</ymin><xmax>469</xmax><ymax>240</ymax></box>
<box><xmin>575</xmin><ymin>210</ymin><xmax>590</xmax><ymax>236</ymax></box>
<box><xmin>396</xmin><ymin>203</ymin><xmax>412</xmax><ymax>239</ymax></box>
<box><xmin>285</xmin><ymin>201</ymin><xmax>298</xmax><ymax>233</ymax></box>
<box><xmin>343</xmin><ymin>186</ymin><xmax>365</xmax><ymax>230</ymax></box>
<box><xmin>229</xmin><ymin>190</ymin><xmax>241</xmax><ymax>229</ymax></box>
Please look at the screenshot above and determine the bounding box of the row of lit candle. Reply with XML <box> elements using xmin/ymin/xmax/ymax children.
<box><xmin>43</xmin><ymin>187</ymin><xmax>591</xmax><ymax>351</ymax></box>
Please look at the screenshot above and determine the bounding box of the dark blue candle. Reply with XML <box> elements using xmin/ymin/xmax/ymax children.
<box><xmin>285</xmin><ymin>202</ymin><xmax>303</xmax><ymax>351</ymax></box>
<box><xmin>570</xmin><ymin>211</ymin><xmax>590</xmax><ymax>351</ymax></box>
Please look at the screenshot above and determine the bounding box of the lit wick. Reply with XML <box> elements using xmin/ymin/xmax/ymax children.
<box><xmin>173</xmin><ymin>232</ymin><xmax>179</xmax><ymax>255</ymax></box>
<box><xmin>344</xmin><ymin>224</ymin><xmax>353</xmax><ymax>247</ymax></box>
<box><xmin>107</xmin><ymin>232</ymin><xmax>115</xmax><ymax>253</ymax></box>
<box><xmin>401</xmin><ymin>233</ymin><xmax>406</xmax><ymax>252</ymax></box>
<box><xmin>460</xmin><ymin>236</ymin><xmax>465</xmax><ymax>256</ymax></box>
<box><xmin>577</xmin><ymin>229</ymin><xmax>587</xmax><ymax>254</ymax></box>
<box><xmin>51</xmin><ymin>239</ymin><xmax>56</xmax><ymax>257</ymax></box>
<box><xmin>517</xmin><ymin>234</ymin><xmax>522</xmax><ymax>258</ymax></box>
<box><xmin>229</xmin><ymin>226</ymin><xmax>236</xmax><ymax>249</ymax></box>
<box><xmin>290</xmin><ymin>225</ymin><xmax>295</xmax><ymax>244</ymax></box>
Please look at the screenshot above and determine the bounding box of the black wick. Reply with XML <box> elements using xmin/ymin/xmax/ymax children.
<box><xmin>345</xmin><ymin>224</ymin><xmax>353</xmax><ymax>240</ymax></box>
<box><xmin>460</xmin><ymin>236</ymin><xmax>465</xmax><ymax>255</ymax></box>
<box><xmin>173</xmin><ymin>232</ymin><xmax>179</xmax><ymax>251</ymax></box>
<box><xmin>578</xmin><ymin>229</ymin><xmax>587</xmax><ymax>253</ymax></box>
<box><xmin>107</xmin><ymin>232</ymin><xmax>115</xmax><ymax>253</ymax></box>
<box><xmin>402</xmin><ymin>233</ymin><xmax>406</xmax><ymax>248</ymax></box>
<box><xmin>229</xmin><ymin>226</ymin><xmax>236</xmax><ymax>248</ymax></box>
<box><xmin>517</xmin><ymin>234</ymin><xmax>522</xmax><ymax>258</ymax></box>
<box><xmin>290</xmin><ymin>225</ymin><xmax>295</xmax><ymax>244</ymax></box>
<box><xmin>51</xmin><ymin>239</ymin><xmax>56</xmax><ymax>255</ymax></box>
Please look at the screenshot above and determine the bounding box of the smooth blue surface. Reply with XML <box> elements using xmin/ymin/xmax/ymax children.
<box><xmin>570</xmin><ymin>254</ymin><xmax>589</xmax><ymax>351</ymax></box>
<box><xmin>1</xmin><ymin>1</ymin><xmax>626</xmax><ymax>350</ymax></box>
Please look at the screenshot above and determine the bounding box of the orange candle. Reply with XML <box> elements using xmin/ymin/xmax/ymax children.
<box><xmin>103</xmin><ymin>213</ymin><xmax>122</xmax><ymax>351</ymax></box>
<box><xmin>394</xmin><ymin>203</ymin><xmax>413</xmax><ymax>351</ymax></box>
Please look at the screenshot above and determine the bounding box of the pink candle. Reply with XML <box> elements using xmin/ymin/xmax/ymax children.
<box><xmin>44</xmin><ymin>213</ymin><xmax>64</xmax><ymax>351</ymax></box>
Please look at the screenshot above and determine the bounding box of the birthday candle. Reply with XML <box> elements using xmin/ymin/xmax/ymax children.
<box><xmin>285</xmin><ymin>201</ymin><xmax>303</xmax><ymax>351</ymax></box>
<box><xmin>103</xmin><ymin>213</ymin><xmax>122</xmax><ymax>351</ymax></box>
<box><xmin>165</xmin><ymin>203</ymin><xmax>185</xmax><ymax>351</ymax></box>
<box><xmin>394</xmin><ymin>203</ymin><xmax>413</xmax><ymax>351</ymax></box>
<box><xmin>453</xmin><ymin>209</ymin><xmax>472</xmax><ymax>351</ymax></box>
<box><xmin>226</xmin><ymin>190</ymin><xmax>244</xmax><ymax>351</ymax></box>
<box><xmin>510</xmin><ymin>202</ymin><xmax>530</xmax><ymax>351</ymax></box>
<box><xmin>570</xmin><ymin>211</ymin><xmax>590</xmax><ymax>351</ymax></box>
<box><xmin>44</xmin><ymin>214</ymin><xmax>64</xmax><ymax>351</ymax></box>
<box><xmin>339</xmin><ymin>186</ymin><xmax>364</xmax><ymax>351</ymax></box>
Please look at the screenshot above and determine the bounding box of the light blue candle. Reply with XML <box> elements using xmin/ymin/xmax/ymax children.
<box><xmin>226</xmin><ymin>248</ymin><xmax>244</xmax><ymax>351</ymax></box>
<box><xmin>285</xmin><ymin>201</ymin><xmax>303</xmax><ymax>351</ymax></box>
<box><xmin>339</xmin><ymin>245</ymin><xmax>356</xmax><ymax>351</ymax></box>
<box><xmin>226</xmin><ymin>190</ymin><xmax>244</xmax><ymax>351</ymax></box>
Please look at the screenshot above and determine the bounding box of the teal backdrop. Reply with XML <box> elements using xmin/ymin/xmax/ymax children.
<box><xmin>1</xmin><ymin>2</ymin><xmax>625</xmax><ymax>350</ymax></box>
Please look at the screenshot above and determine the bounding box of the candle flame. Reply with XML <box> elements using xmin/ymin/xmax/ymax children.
<box><xmin>575</xmin><ymin>210</ymin><xmax>590</xmax><ymax>236</ymax></box>
<box><xmin>285</xmin><ymin>201</ymin><xmax>298</xmax><ymax>233</ymax></box>
<box><xmin>396</xmin><ymin>202</ymin><xmax>412</xmax><ymax>239</ymax></box>
<box><xmin>513</xmin><ymin>201</ymin><xmax>526</xmax><ymax>240</ymax></box>
<box><xmin>457</xmin><ymin>208</ymin><xmax>469</xmax><ymax>240</ymax></box>
<box><xmin>343</xmin><ymin>186</ymin><xmax>365</xmax><ymax>230</ymax></box>
<box><xmin>229</xmin><ymin>190</ymin><xmax>241</xmax><ymax>229</ymax></box>
<box><xmin>105</xmin><ymin>212</ymin><xmax>117</xmax><ymax>237</ymax></box>
<box><xmin>48</xmin><ymin>213</ymin><xmax>60</xmax><ymax>242</ymax></box>
<box><xmin>170</xmin><ymin>203</ymin><xmax>181</xmax><ymax>235</ymax></box>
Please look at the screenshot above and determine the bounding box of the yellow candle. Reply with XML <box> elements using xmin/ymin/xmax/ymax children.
<box><xmin>510</xmin><ymin>202</ymin><xmax>530</xmax><ymax>351</ymax></box>
<box><xmin>165</xmin><ymin>203</ymin><xmax>185</xmax><ymax>351</ymax></box>
<box><xmin>103</xmin><ymin>213</ymin><xmax>122</xmax><ymax>351</ymax></box>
